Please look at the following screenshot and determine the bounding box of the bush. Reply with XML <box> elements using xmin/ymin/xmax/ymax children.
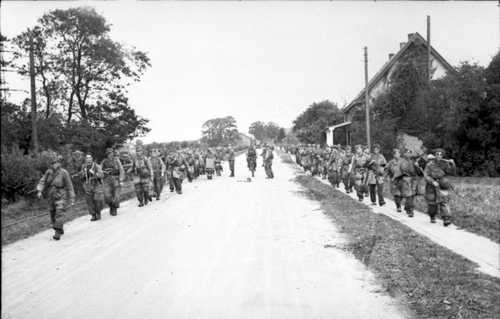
<box><xmin>1</xmin><ymin>147</ymin><xmax>41</xmax><ymax>202</ymax></box>
<box><xmin>0</xmin><ymin>147</ymin><xmax>67</xmax><ymax>203</ymax></box>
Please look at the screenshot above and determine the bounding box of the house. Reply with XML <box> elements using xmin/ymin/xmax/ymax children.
<box><xmin>325</xmin><ymin>32</ymin><xmax>455</xmax><ymax>146</ymax></box>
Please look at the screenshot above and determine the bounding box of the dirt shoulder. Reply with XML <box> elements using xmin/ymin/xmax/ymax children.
<box><xmin>282</xmin><ymin>154</ymin><xmax>500</xmax><ymax>319</ymax></box>
<box><xmin>1</xmin><ymin>183</ymin><xmax>137</xmax><ymax>245</ymax></box>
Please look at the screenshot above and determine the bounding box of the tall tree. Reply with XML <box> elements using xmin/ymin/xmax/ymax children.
<box><xmin>202</xmin><ymin>116</ymin><xmax>239</xmax><ymax>147</ymax></box>
<box><xmin>249</xmin><ymin>121</ymin><xmax>266</xmax><ymax>141</ymax></box>
<box><xmin>292</xmin><ymin>100</ymin><xmax>343</xmax><ymax>144</ymax></box>
<box><xmin>10</xmin><ymin>7</ymin><xmax>151</xmax><ymax>155</ymax></box>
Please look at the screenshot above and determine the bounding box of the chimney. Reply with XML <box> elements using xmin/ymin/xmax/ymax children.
<box><xmin>399</xmin><ymin>42</ymin><xmax>406</xmax><ymax>48</ymax></box>
<box><xmin>407</xmin><ymin>33</ymin><xmax>414</xmax><ymax>41</ymax></box>
<box><xmin>388</xmin><ymin>53</ymin><xmax>395</xmax><ymax>60</ymax></box>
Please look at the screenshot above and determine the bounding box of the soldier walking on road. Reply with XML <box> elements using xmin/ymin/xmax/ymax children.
<box><xmin>227</xmin><ymin>146</ymin><xmax>236</xmax><ymax>177</ymax></box>
<box><xmin>367</xmin><ymin>144</ymin><xmax>387</xmax><ymax>206</ymax></box>
<box><xmin>423</xmin><ymin>149</ymin><xmax>457</xmax><ymax>226</ymax></box>
<box><xmin>263</xmin><ymin>145</ymin><xmax>274</xmax><ymax>179</ymax></box>
<box><xmin>352</xmin><ymin>145</ymin><xmax>370</xmax><ymax>201</ymax></box>
<box><xmin>171</xmin><ymin>152</ymin><xmax>187</xmax><ymax>194</ymax></box>
<box><xmin>150</xmin><ymin>148</ymin><xmax>166</xmax><ymax>200</ymax></box>
<box><xmin>81</xmin><ymin>154</ymin><xmax>105</xmax><ymax>221</ymax></box>
<box><xmin>36</xmin><ymin>154</ymin><xmax>76</xmax><ymax>240</ymax></box>
<box><xmin>341</xmin><ymin>145</ymin><xmax>354</xmax><ymax>193</ymax></box>
<box><xmin>129</xmin><ymin>146</ymin><xmax>153</xmax><ymax>207</ymax></box>
<box><xmin>101</xmin><ymin>148</ymin><xmax>125</xmax><ymax>216</ymax></box>
<box><xmin>387</xmin><ymin>148</ymin><xmax>418</xmax><ymax>216</ymax></box>
<box><xmin>165</xmin><ymin>152</ymin><xmax>176</xmax><ymax>192</ymax></box>
<box><xmin>246</xmin><ymin>145</ymin><xmax>257</xmax><ymax>177</ymax></box>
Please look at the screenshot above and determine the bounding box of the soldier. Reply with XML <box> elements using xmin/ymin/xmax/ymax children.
<box><xmin>227</xmin><ymin>146</ymin><xmax>236</xmax><ymax>177</ymax></box>
<box><xmin>327</xmin><ymin>146</ymin><xmax>341</xmax><ymax>188</ymax></box>
<box><xmin>205</xmin><ymin>148</ymin><xmax>216</xmax><ymax>180</ymax></box>
<box><xmin>81</xmin><ymin>154</ymin><xmax>105</xmax><ymax>221</ymax></box>
<box><xmin>423</xmin><ymin>149</ymin><xmax>457</xmax><ymax>226</ymax></box>
<box><xmin>129</xmin><ymin>146</ymin><xmax>153</xmax><ymax>207</ymax></box>
<box><xmin>264</xmin><ymin>145</ymin><xmax>274</xmax><ymax>178</ymax></box>
<box><xmin>387</xmin><ymin>148</ymin><xmax>418</xmax><ymax>216</ymax></box>
<box><xmin>165</xmin><ymin>152</ymin><xmax>176</xmax><ymax>192</ymax></box>
<box><xmin>351</xmin><ymin>145</ymin><xmax>370</xmax><ymax>201</ymax></box>
<box><xmin>367</xmin><ymin>144</ymin><xmax>387</xmax><ymax>206</ymax></box>
<box><xmin>341</xmin><ymin>145</ymin><xmax>354</xmax><ymax>193</ymax></box>
<box><xmin>150</xmin><ymin>148</ymin><xmax>166</xmax><ymax>200</ymax></box>
<box><xmin>101</xmin><ymin>148</ymin><xmax>125</xmax><ymax>216</ymax></box>
<box><xmin>171</xmin><ymin>152</ymin><xmax>187</xmax><ymax>194</ymax></box>
<box><xmin>36</xmin><ymin>154</ymin><xmax>75</xmax><ymax>240</ymax></box>
<box><xmin>215</xmin><ymin>147</ymin><xmax>224</xmax><ymax>176</ymax></box>
<box><xmin>246</xmin><ymin>144</ymin><xmax>257</xmax><ymax>177</ymax></box>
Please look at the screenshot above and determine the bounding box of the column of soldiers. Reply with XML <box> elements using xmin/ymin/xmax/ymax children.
<box><xmin>289</xmin><ymin>143</ymin><xmax>456</xmax><ymax>227</ymax></box>
<box><xmin>36</xmin><ymin>144</ymin><xmax>269</xmax><ymax>240</ymax></box>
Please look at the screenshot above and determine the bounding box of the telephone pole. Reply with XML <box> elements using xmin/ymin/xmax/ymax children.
<box><xmin>364</xmin><ymin>46</ymin><xmax>371</xmax><ymax>149</ymax></box>
<box><xmin>427</xmin><ymin>15</ymin><xmax>431</xmax><ymax>84</ymax></box>
<box><xmin>29</xmin><ymin>30</ymin><xmax>39</xmax><ymax>153</ymax></box>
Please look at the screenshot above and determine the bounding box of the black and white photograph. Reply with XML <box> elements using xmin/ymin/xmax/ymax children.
<box><xmin>1</xmin><ymin>0</ymin><xmax>499</xmax><ymax>318</ymax></box>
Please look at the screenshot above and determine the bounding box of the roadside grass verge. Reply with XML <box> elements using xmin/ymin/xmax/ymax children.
<box><xmin>293</xmin><ymin>171</ymin><xmax>500</xmax><ymax>319</ymax></box>
<box><xmin>1</xmin><ymin>183</ymin><xmax>136</xmax><ymax>245</ymax></box>
<box><xmin>281</xmin><ymin>151</ymin><xmax>500</xmax><ymax>243</ymax></box>
<box><xmin>382</xmin><ymin>178</ymin><xmax>500</xmax><ymax>243</ymax></box>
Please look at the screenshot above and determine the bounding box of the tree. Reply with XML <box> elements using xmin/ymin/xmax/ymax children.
<box><xmin>277</xmin><ymin>127</ymin><xmax>286</xmax><ymax>142</ymax></box>
<box><xmin>8</xmin><ymin>7</ymin><xmax>151</xmax><ymax>156</ymax></box>
<box><xmin>202</xmin><ymin>116</ymin><xmax>239</xmax><ymax>147</ymax></box>
<box><xmin>249</xmin><ymin>121</ymin><xmax>266</xmax><ymax>141</ymax></box>
<box><xmin>292</xmin><ymin>100</ymin><xmax>343</xmax><ymax>144</ymax></box>
<box><xmin>265</xmin><ymin>122</ymin><xmax>281</xmax><ymax>141</ymax></box>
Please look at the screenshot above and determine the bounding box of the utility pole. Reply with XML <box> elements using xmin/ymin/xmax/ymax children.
<box><xmin>364</xmin><ymin>46</ymin><xmax>371</xmax><ymax>149</ymax></box>
<box><xmin>427</xmin><ymin>15</ymin><xmax>431</xmax><ymax>84</ymax></box>
<box><xmin>29</xmin><ymin>30</ymin><xmax>39</xmax><ymax>153</ymax></box>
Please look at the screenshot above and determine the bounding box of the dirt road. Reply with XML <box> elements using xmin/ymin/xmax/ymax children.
<box><xmin>2</xmin><ymin>155</ymin><xmax>406</xmax><ymax>319</ymax></box>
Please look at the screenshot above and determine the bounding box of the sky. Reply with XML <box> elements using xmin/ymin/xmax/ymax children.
<box><xmin>1</xmin><ymin>1</ymin><xmax>499</xmax><ymax>143</ymax></box>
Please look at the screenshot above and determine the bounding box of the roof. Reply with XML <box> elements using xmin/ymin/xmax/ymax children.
<box><xmin>343</xmin><ymin>32</ymin><xmax>456</xmax><ymax>114</ymax></box>
<box><xmin>325</xmin><ymin>121</ymin><xmax>352</xmax><ymax>132</ymax></box>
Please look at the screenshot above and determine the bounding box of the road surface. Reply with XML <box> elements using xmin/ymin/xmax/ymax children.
<box><xmin>2</xmin><ymin>154</ymin><xmax>406</xmax><ymax>319</ymax></box>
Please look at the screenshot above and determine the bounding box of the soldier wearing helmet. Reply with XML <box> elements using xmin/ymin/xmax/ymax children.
<box><xmin>150</xmin><ymin>148</ymin><xmax>166</xmax><ymax>200</ymax></box>
<box><xmin>81</xmin><ymin>154</ymin><xmax>105</xmax><ymax>221</ymax></box>
<box><xmin>227</xmin><ymin>145</ymin><xmax>236</xmax><ymax>177</ymax></box>
<box><xmin>36</xmin><ymin>154</ymin><xmax>75</xmax><ymax>240</ymax></box>
<box><xmin>101</xmin><ymin>148</ymin><xmax>125</xmax><ymax>215</ymax></box>
<box><xmin>128</xmin><ymin>146</ymin><xmax>153</xmax><ymax>207</ymax></box>
<box><xmin>366</xmin><ymin>143</ymin><xmax>387</xmax><ymax>206</ymax></box>
<box><xmin>423</xmin><ymin>148</ymin><xmax>456</xmax><ymax>226</ymax></box>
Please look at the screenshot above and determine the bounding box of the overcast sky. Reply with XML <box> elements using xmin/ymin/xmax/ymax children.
<box><xmin>2</xmin><ymin>1</ymin><xmax>499</xmax><ymax>143</ymax></box>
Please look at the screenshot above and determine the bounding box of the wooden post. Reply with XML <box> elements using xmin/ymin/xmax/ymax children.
<box><xmin>29</xmin><ymin>31</ymin><xmax>39</xmax><ymax>153</ymax></box>
<box><xmin>427</xmin><ymin>15</ymin><xmax>431</xmax><ymax>83</ymax></box>
<box><xmin>364</xmin><ymin>46</ymin><xmax>371</xmax><ymax>149</ymax></box>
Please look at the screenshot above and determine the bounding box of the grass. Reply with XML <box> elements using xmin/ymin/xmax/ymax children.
<box><xmin>1</xmin><ymin>183</ymin><xmax>137</xmax><ymax>245</ymax></box>
<box><xmin>282</xmin><ymin>151</ymin><xmax>500</xmax><ymax>243</ymax></box>
<box><xmin>292</xmin><ymin>171</ymin><xmax>500</xmax><ymax>319</ymax></box>
<box><xmin>382</xmin><ymin>177</ymin><xmax>500</xmax><ymax>243</ymax></box>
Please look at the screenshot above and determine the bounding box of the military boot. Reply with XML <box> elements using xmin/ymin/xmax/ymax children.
<box><xmin>96</xmin><ymin>212</ymin><xmax>102</xmax><ymax>220</ymax></box>
<box><xmin>90</xmin><ymin>214</ymin><xmax>98</xmax><ymax>221</ymax></box>
<box><xmin>53</xmin><ymin>230</ymin><xmax>62</xmax><ymax>240</ymax></box>
<box><xmin>110</xmin><ymin>207</ymin><xmax>117</xmax><ymax>216</ymax></box>
<box><xmin>443</xmin><ymin>216</ymin><xmax>451</xmax><ymax>227</ymax></box>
